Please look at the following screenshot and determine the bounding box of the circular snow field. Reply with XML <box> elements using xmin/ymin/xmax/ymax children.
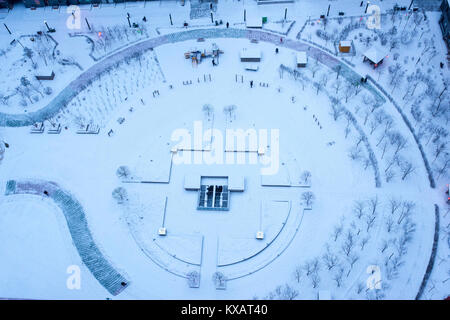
<box><xmin>0</xmin><ymin>37</ymin><xmax>436</xmax><ymax>299</ymax></box>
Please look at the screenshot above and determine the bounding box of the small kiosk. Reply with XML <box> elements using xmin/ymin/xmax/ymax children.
<box><xmin>296</xmin><ymin>52</ymin><xmax>307</xmax><ymax>67</ymax></box>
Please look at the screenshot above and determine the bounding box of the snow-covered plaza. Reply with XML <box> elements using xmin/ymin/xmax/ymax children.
<box><xmin>0</xmin><ymin>0</ymin><xmax>449</xmax><ymax>300</ymax></box>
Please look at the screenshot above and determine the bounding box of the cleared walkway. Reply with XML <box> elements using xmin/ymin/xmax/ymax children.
<box><xmin>4</xmin><ymin>179</ymin><xmax>129</xmax><ymax>296</ymax></box>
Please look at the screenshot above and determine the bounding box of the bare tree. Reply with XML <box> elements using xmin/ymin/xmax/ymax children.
<box><xmin>266</xmin><ymin>284</ymin><xmax>299</xmax><ymax>300</ymax></box>
<box><xmin>202</xmin><ymin>104</ymin><xmax>214</xmax><ymax>120</ymax></box>
<box><xmin>399</xmin><ymin>160</ymin><xmax>415</xmax><ymax>180</ymax></box>
<box><xmin>385</xmin><ymin>167</ymin><xmax>396</xmax><ymax>182</ymax></box>
<box><xmin>388</xmin><ymin>63</ymin><xmax>404</xmax><ymax>93</ymax></box>
<box><xmin>301</xmin><ymin>191</ymin><xmax>315</xmax><ymax>208</ymax></box>
<box><xmin>330</xmin><ymin>103</ymin><xmax>344</xmax><ymax>121</ymax></box>
<box><xmin>293</xmin><ymin>266</ymin><xmax>303</xmax><ymax>283</ymax></box>
<box><xmin>23</xmin><ymin>47</ymin><xmax>35</xmax><ymax>64</ymax></box>
<box><xmin>187</xmin><ymin>271</ymin><xmax>200</xmax><ymax>288</ymax></box>
<box><xmin>112</xmin><ymin>187</ymin><xmax>128</xmax><ymax>204</ymax></box>
<box><xmin>116</xmin><ymin>166</ymin><xmax>131</xmax><ymax>179</ymax></box>
<box><xmin>433</xmin><ymin>142</ymin><xmax>447</xmax><ymax>163</ymax></box>
<box><xmin>212</xmin><ymin>272</ymin><xmax>227</xmax><ymax>289</ymax></box>
<box><xmin>385</xmin><ymin>155</ymin><xmax>400</xmax><ymax>174</ymax></box>
<box><xmin>279</xmin><ymin>284</ymin><xmax>299</xmax><ymax>300</ymax></box>
<box><xmin>359</xmin><ymin>229</ymin><xmax>369</xmax><ymax>244</ymax></box>
<box><xmin>309</xmin><ymin>59</ymin><xmax>320</xmax><ymax>78</ymax></box>
<box><xmin>380</xmin><ymin>239</ymin><xmax>389</xmax><ymax>253</ymax></box>
<box><xmin>332</xmin><ymin>79</ymin><xmax>343</xmax><ymax>94</ymax></box>
<box><xmin>343</xmin><ymin>83</ymin><xmax>355</xmax><ymax>103</ymax></box>
<box><xmin>311</xmin><ymin>272</ymin><xmax>321</xmax><ymax>289</ymax></box>
<box><xmin>341</xmin><ymin>230</ymin><xmax>355</xmax><ymax>256</ymax></box>
<box><xmin>332</xmin><ymin>267</ymin><xmax>345</xmax><ymax>288</ymax></box>
<box><xmin>322</xmin><ymin>246</ymin><xmax>339</xmax><ymax>270</ymax></box>
<box><xmin>311</xmin><ymin>257</ymin><xmax>321</xmax><ymax>274</ymax></box>
<box><xmin>332</xmin><ymin>224</ymin><xmax>343</xmax><ymax>242</ymax></box>
<box><xmin>436</xmin><ymin>155</ymin><xmax>450</xmax><ymax>179</ymax></box>
<box><xmin>365</xmin><ymin>210</ymin><xmax>377</xmax><ymax>232</ymax></box>
<box><xmin>368</xmin><ymin>196</ymin><xmax>378</xmax><ymax>215</ymax></box>
<box><xmin>389</xmin><ymin>198</ymin><xmax>401</xmax><ymax>215</ymax></box>
<box><xmin>389</xmin><ymin>132</ymin><xmax>408</xmax><ymax>155</ymax></box>
<box><xmin>0</xmin><ymin>140</ymin><xmax>4</xmax><ymax>163</ymax></box>
<box><xmin>355</xmin><ymin>134</ymin><xmax>365</xmax><ymax>147</ymax></box>
<box><xmin>223</xmin><ymin>105</ymin><xmax>237</xmax><ymax>121</ymax></box>
<box><xmin>347</xmin><ymin>253</ymin><xmax>359</xmax><ymax>273</ymax></box>
<box><xmin>303</xmin><ymin>260</ymin><xmax>314</xmax><ymax>276</ymax></box>
<box><xmin>379</xmin><ymin>139</ymin><xmax>390</xmax><ymax>160</ymax></box>
<box><xmin>351</xmin><ymin>140</ymin><xmax>365</xmax><ymax>159</ymax></box>
<box><xmin>313</xmin><ymin>81</ymin><xmax>323</xmax><ymax>95</ymax></box>
<box><xmin>397</xmin><ymin>201</ymin><xmax>415</xmax><ymax>225</ymax></box>
<box><xmin>356</xmin><ymin>282</ymin><xmax>365</xmax><ymax>294</ymax></box>
<box><xmin>376</xmin><ymin>115</ymin><xmax>394</xmax><ymax>147</ymax></box>
<box><xmin>353</xmin><ymin>200</ymin><xmax>366</xmax><ymax>219</ymax></box>
<box><xmin>301</xmin><ymin>170</ymin><xmax>312</xmax><ymax>185</ymax></box>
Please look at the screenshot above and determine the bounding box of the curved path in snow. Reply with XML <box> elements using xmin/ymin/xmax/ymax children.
<box><xmin>0</xmin><ymin>28</ymin><xmax>437</xmax><ymax>295</ymax></box>
<box><xmin>0</xmin><ymin>28</ymin><xmax>384</xmax><ymax>127</ymax></box>
<box><xmin>4</xmin><ymin>179</ymin><xmax>129</xmax><ymax>296</ymax></box>
<box><xmin>416</xmin><ymin>204</ymin><xmax>440</xmax><ymax>299</ymax></box>
<box><xmin>0</xmin><ymin>28</ymin><xmax>434</xmax><ymax>187</ymax></box>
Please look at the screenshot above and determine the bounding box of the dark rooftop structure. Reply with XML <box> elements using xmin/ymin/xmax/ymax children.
<box><xmin>440</xmin><ymin>0</ymin><xmax>450</xmax><ymax>48</ymax></box>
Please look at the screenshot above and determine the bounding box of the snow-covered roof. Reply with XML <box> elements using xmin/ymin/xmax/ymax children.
<box><xmin>184</xmin><ymin>174</ymin><xmax>201</xmax><ymax>190</ymax></box>
<box><xmin>246</xmin><ymin>16</ymin><xmax>263</xmax><ymax>28</ymax></box>
<box><xmin>339</xmin><ymin>40</ymin><xmax>352</xmax><ymax>47</ymax></box>
<box><xmin>363</xmin><ymin>45</ymin><xmax>388</xmax><ymax>64</ymax></box>
<box><xmin>240</xmin><ymin>48</ymin><xmax>262</xmax><ymax>59</ymax></box>
<box><xmin>229</xmin><ymin>175</ymin><xmax>245</xmax><ymax>191</ymax></box>
<box><xmin>297</xmin><ymin>52</ymin><xmax>307</xmax><ymax>64</ymax></box>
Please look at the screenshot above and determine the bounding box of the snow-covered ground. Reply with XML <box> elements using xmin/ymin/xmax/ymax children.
<box><xmin>0</xmin><ymin>0</ymin><xmax>448</xmax><ymax>300</ymax></box>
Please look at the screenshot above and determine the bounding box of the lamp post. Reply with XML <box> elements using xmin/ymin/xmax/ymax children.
<box><xmin>85</xmin><ymin>18</ymin><xmax>91</xmax><ymax>31</ymax></box>
<box><xmin>4</xmin><ymin>23</ymin><xmax>11</xmax><ymax>35</ymax></box>
<box><xmin>126</xmin><ymin>13</ymin><xmax>131</xmax><ymax>28</ymax></box>
<box><xmin>365</xmin><ymin>1</ymin><xmax>370</xmax><ymax>14</ymax></box>
<box><xmin>44</xmin><ymin>20</ymin><xmax>51</xmax><ymax>32</ymax></box>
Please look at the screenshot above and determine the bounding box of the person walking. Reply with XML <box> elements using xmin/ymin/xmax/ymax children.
<box><xmin>250</xmin><ymin>80</ymin><xmax>253</xmax><ymax>88</ymax></box>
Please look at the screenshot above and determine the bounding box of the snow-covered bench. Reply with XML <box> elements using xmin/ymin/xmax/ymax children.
<box><xmin>47</xmin><ymin>124</ymin><xmax>61</xmax><ymax>134</ymax></box>
<box><xmin>30</xmin><ymin>122</ymin><xmax>44</xmax><ymax>134</ymax></box>
<box><xmin>76</xmin><ymin>124</ymin><xmax>100</xmax><ymax>134</ymax></box>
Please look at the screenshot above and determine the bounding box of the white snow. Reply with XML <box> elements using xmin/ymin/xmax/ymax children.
<box><xmin>0</xmin><ymin>0</ymin><xmax>448</xmax><ymax>300</ymax></box>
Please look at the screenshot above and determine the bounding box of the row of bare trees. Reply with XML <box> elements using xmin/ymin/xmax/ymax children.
<box><xmin>262</xmin><ymin>196</ymin><xmax>416</xmax><ymax>299</ymax></box>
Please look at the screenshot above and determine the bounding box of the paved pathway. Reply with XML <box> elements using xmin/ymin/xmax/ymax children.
<box><xmin>4</xmin><ymin>179</ymin><xmax>129</xmax><ymax>296</ymax></box>
<box><xmin>0</xmin><ymin>27</ymin><xmax>382</xmax><ymax>127</ymax></box>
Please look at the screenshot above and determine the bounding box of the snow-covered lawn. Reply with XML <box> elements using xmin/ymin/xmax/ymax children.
<box><xmin>0</xmin><ymin>0</ymin><xmax>448</xmax><ymax>300</ymax></box>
